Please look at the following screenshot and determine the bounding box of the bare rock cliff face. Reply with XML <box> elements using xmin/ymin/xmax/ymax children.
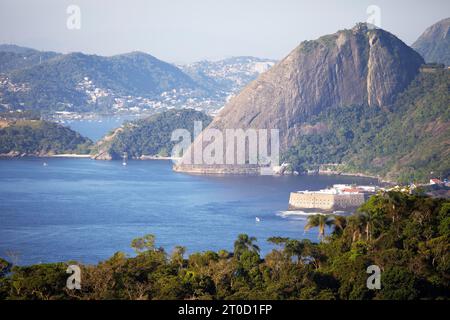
<box><xmin>175</xmin><ymin>24</ymin><xmax>424</xmax><ymax>173</ymax></box>
<box><xmin>412</xmin><ymin>17</ymin><xmax>450</xmax><ymax>66</ymax></box>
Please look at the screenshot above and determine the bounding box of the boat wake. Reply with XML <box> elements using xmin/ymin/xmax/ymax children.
<box><xmin>277</xmin><ymin>210</ymin><xmax>351</xmax><ymax>219</ymax></box>
<box><xmin>276</xmin><ymin>210</ymin><xmax>323</xmax><ymax>220</ymax></box>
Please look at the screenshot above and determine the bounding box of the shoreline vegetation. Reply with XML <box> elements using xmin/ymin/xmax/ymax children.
<box><xmin>1</xmin><ymin>191</ymin><xmax>448</xmax><ymax>300</ymax></box>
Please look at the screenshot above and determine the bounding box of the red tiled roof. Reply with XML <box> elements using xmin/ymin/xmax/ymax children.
<box><xmin>342</xmin><ymin>188</ymin><xmax>360</xmax><ymax>193</ymax></box>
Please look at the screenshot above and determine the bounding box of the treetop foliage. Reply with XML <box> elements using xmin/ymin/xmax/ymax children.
<box><xmin>1</xmin><ymin>192</ymin><xmax>448</xmax><ymax>300</ymax></box>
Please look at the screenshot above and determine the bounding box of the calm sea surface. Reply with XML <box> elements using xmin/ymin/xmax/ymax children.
<box><xmin>65</xmin><ymin>115</ymin><xmax>139</xmax><ymax>141</ymax></box>
<box><xmin>0</xmin><ymin>158</ymin><xmax>377</xmax><ymax>265</ymax></box>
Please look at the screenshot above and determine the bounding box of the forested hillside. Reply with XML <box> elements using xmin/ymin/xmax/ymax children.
<box><xmin>283</xmin><ymin>69</ymin><xmax>450</xmax><ymax>182</ymax></box>
<box><xmin>92</xmin><ymin>109</ymin><xmax>212</xmax><ymax>160</ymax></box>
<box><xmin>0</xmin><ymin>51</ymin><xmax>201</xmax><ymax>112</ymax></box>
<box><xmin>0</xmin><ymin>120</ymin><xmax>92</xmax><ymax>156</ymax></box>
<box><xmin>0</xmin><ymin>192</ymin><xmax>448</xmax><ymax>300</ymax></box>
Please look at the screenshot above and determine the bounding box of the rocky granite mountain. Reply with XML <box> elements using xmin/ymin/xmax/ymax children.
<box><xmin>209</xmin><ymin>24</ymin><xmax>424</xmax><ymax>149</ymax></box>
<box><xmin>174</xmin><ymin>23</ymin><xmax>447</xmax><ymax>182</ymax></box>
<box><xmin>412</xmin><ymin>17</ymin><xmax>450</xmax><ymax>66</ymax></box>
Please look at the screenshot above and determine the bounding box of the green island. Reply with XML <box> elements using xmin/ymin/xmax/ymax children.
<box><xmin>0</xmin><ymin>119</ymin><xmax>92</xmax><ymax>156</ymax></box>
<box><xmin>1</xmin><ymin>191</ymin><xmax>448</xmax><ymax>300</ymax></box>
<box><xmin>91</xmin><ymin>109</ymin><xmax>212</xmax><ymax>160</ymax></box>
<box><xmin>0</xmin><ymin>109</ymin><xmax>211</xmax><ymax>160</ymax></box>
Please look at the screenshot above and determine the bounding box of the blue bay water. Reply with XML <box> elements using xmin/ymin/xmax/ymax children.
<box><xmin>0</xmin><ymin>158</ymin><xmax>376</xmax><ymax>265</ymax></box>
<box><xmin>65</xmin><ymin>115</ymin><xmax>139</xmax><ymax>141</ymax></box>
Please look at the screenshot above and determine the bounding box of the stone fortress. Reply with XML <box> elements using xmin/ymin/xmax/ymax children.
<box><xmin>288</xmin><ymin>185</ymin><xmax>378</xmax><ymax>211</ymax></box>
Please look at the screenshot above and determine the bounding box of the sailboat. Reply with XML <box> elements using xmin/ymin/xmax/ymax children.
<box><xmin>122</xmin><ymin>152</ymin><xmax>128</xmax><ymax>166</ymax></box>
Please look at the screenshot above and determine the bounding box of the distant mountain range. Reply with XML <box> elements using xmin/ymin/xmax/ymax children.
<box><xmin>412</xmin><ymin>18</ymin><xmax>450</xmax><ymax>66</ymax></box>
<box><xmin>1</xmin><ymin>18</ymin><xmax>449</xmax><ymax>183</ymax></box>
<box><xmin>0</xmin><ymin>46</ymin><xmax>276</xmax><ymax>115</ymax></box>
<box><xmin>0</xmin><ymin>45</ymin><xmax>60</xmax><ymax>72</ymax></box>
<box><xmin>175</xmin><ymin>22</ymin><xmax>450</xmax><ymax>182</ymax></box>
<box><xmin>179</xmin><ymin>57</ymin><xmax>276</xmax><ymax>96</ymax></box>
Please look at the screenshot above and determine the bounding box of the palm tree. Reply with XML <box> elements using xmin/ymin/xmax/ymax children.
<box><xmin>347</xmin><ymin>214</ymin><xmax>365</xmax><ymax>242</ymax></box>
<box><xmin>304</xmin><ymin>214</ymin><xmax>334</xmax><ymax>241</ymax></box>
<box><xmin>330</xmin><ymin>215</ymin><xmax>347</xmax><ymax>235</ymax></box>
<box><xmin>233</xmin><ymin>234</ymin><xmax>260</xmax><ymax>258</ymax></box>
<box><xmin>359</xmin><ymin>213</ymin><xmax>372</xmax><ymax>241</ymax></box>
<box><xmin>347</xmin><ymin>211</ymin><xmax>381</xmax><ymax>242</ymax></box>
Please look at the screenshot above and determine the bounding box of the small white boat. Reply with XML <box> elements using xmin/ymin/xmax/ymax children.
<box><xmin>43</xmin><ymin>162</ymin><xmax>48</xmax><ymax>167</ymax></box>
<box><xmin>122</xmin><ymin>152</ymin><xmax>128</xmax><ymax>166</ymax></box>
<box><xmin>255</xmin><ymin>217</ymin><xmax>261</xmax><ymax>223</ymax></box>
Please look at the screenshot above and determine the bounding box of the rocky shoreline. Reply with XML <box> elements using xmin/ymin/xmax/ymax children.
<box><xmin>172</xmin><ymin>163</ymin><xmax>393</xmax><ymax>183</ymax></box>
<box><xmin>0</xmin><ymin>152</ymin><xmax>395</xmax><ymax>184</ymax></box>
<box><xmin>173</xmin><ymin>164</ymin><xmax>261</xmax><ymax>175</ymax></box>
<box><xmin>316</xmin><ymin>170</ymin><xmax>390</xmax><ymax>183</ymax></box>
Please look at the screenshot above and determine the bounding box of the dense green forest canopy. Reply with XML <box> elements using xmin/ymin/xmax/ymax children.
<box><xmin>1</xmin><ymin>192</ymin><xmax>448</xmax><ymax>300</ymax></box>
<box><xmin>282</xmin><ymin>70</ymin><xmax>450</xmax><ymax>183</ymax></box>
<box><xmin>93</xmin><ymin>109</ymin><xmax>212</xmax><ymax>159</ymax></box>
<box><xmin>0</xmin><ymin>120</ymin><xmax>92</xmax><ymax>155</ymax></box>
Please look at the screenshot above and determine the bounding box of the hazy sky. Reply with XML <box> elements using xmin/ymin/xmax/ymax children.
<box><xmin>0</xmin><ymin>0</ymin><xmax>449</xmax><ymax>63</ymax></box>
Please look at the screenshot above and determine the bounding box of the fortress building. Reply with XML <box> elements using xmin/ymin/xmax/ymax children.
<box><xmin>288</xmin><ymin>185</ymin><xmax>376</xmax><ymax>211</ymax></box>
